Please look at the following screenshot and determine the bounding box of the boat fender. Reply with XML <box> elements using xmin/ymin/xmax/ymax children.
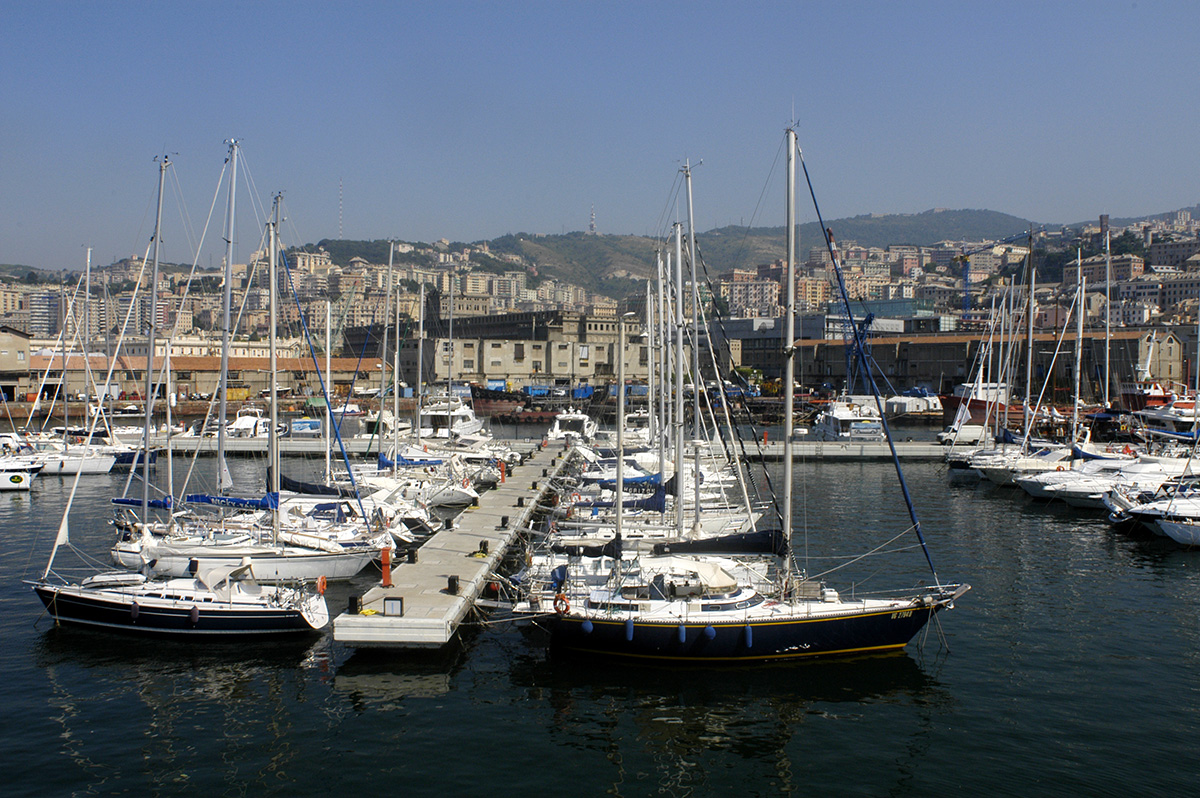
<box><xmin>704</xmin><ymin>625</ymin><xmax>716</xmax><ymax>640</ymax></box>
<box><xmin>677</xmin><ymin>623</ymin><xmax>686</xmax><ymax>644</ymax></box>
<box><xmin>743</xmin><ymin>624</ymin><xmax>753</xmax><ymax>649</ymax></box>
<box><xmin>189</xmin><ymin>606</ymin><xmax>200</xmax><ymax>625</ymax></box>
<box><xmin>316</xmin><ymin>575</ymin><xmax>327</xmax><ymax>595</ymax></box>
<box><xmin>625</xmin><ymin>618</ymin><xmax>635</xmax><ymax>641</ymax></box>
<box><xmin>130</xmin><ymin>601</ymin><xmax>139</xmax><ymax>621</ymax></box>
<box><xmin>553</xmin><ymin>593</ymin><xmax>569</xmax><ymax>614</ymax></box>
<box><xmin>581</xmin><ymin>620</ymin><xmax>593</xmax><ymax>635</ymax></box>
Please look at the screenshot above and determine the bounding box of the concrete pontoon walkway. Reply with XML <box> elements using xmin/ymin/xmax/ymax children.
<box><xmin>333</xmin><ymin>447</ymin><xmax>575</xmax><ymax>648</ymax></box>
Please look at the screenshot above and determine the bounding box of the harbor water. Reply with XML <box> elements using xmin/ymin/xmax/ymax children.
<box><xmin>4</xmin><ymin>454</ymin><xmax>1198</xmax><ymax>796</ymax></box>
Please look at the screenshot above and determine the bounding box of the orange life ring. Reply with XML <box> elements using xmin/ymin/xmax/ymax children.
<box><xmin>316</xmin><ymin>575</ymin><xmax>327</xmax><ymax>595</ymax></box>
<box><xmin>1055</xmin><ymin>466</ymin><xmax>1065</xmax><ymax>471</ymax></box>
<box><xmin>1123</xmin><ymin>445</ymin><xmax>1134</xmax><ymax>455</ymax></box>
<box><xmin>571</xmin><ymin>492</ymin><xmax>581</xmax><ymax>503</ymax></box>
<box><xmin>553</xmin><ymin>593</ymin><xmax>569</xmax><ymax>614</ymax></box>
<box><xmin>462</xmin><ymin>476</ymin><xmax>470</xmax><ymax>488</ymax></box>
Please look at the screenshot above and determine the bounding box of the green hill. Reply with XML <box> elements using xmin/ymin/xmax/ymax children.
<box><xmin>294</xmin><ymin>209</ymin><xmax>1042</xmax><ymax>298</ymax></box>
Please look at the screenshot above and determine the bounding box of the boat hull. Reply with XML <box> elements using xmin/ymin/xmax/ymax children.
<box><xmin>549</xmin><ymin>604</ymin><xmax>942</xmax><ymax>662</ymax></box>
<box><xmin>33</xmin><ymin>583</ymin><xmax>319</xmax><ymax>636</ymax></box>
<box><xmin>0</xmin><ymin>470</ymin><xmax>33</xmax><ymax>490</ymax></box>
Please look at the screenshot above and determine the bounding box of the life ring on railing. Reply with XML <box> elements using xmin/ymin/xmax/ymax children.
<box><xmin>316</xmin><ymin>575</ymin><xmax>327</xmax><ymax>595</ymax></box>
<box><xmin>462</xmin><ymin>476</ymin><xmax>470</xmax><ymax>488</ymax></box>
<box><xmin>553</xmin><ymin>593</ymin><xmax>569</xmax><ymax>614</ymax></box>
<box><xmin>1123</xmin><ymin>445</ymin><xmax>1134</xmax><ymax>455</ymax></box>
<box><xmin>571</xmin><ymin>492</ymin><xmax>581</xmax><ymax>503</ymax></box>
<box><xmin>1056</xmin><ymin>466</ymin><xmax>1065</xmax><ymax>471</ymax></box>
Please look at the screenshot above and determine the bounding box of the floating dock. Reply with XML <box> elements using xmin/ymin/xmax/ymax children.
<box><xmin>332</xmin><ymin>446</ymin><xmax>574</xmax><ymax>648</ymax></box>
<box><xmin>143</xmin><ymin>436</ymin><xmax>949</xmax><ymax>460</ymax></box>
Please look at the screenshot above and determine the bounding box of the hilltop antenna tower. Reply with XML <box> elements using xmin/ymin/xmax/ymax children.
<box><xmin>589</xmin><ymin>205</ymin><xmax>596</xmax><ymax>234</ymax></box>
<box><xmin>338</xmin><ymin>178</ymin><xmax>344</xmax><ymax>239</ymax></box>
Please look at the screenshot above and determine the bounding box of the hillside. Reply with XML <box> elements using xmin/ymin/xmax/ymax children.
<box><xmin>489</xmin><ymin>209</ymin><xmax>1036</xmax><ymax>295</ymax></box>
<box><xmin>201</xmin><ymin>207</ymin><xmax>1154</xmax><ymax>299</ymax></box>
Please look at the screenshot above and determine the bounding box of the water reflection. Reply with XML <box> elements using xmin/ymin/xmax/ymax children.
<box><xmin>32</xmin><ymin>628</ymin><xmax>329</xmax><ymax>795</ymax></box>
<box><xmin>505</xmin><ymin>646</ymin><xmax>951</xmax><ymax>796</ymax></box>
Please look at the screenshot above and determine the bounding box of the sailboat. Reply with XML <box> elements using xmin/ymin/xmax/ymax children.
<box><xmin>111</xmin><ymin>185</ymin><xmax>380</xmax><ymax>583</ymax></box>
<box><xmin>30</xmin><ymin>155</ymin><xmax>329</xmax><ymax>637</ymax></box>
<box><xmin>544</xmin><ymin>130</ymin><xmax>968</xmax><ymax>661</ymax></box>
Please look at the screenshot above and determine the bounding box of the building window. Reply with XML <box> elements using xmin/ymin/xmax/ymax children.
<box><xmin>463</xmin><ymin>360</ymin><xmax>474</xmax><ymax>370</ymax></box>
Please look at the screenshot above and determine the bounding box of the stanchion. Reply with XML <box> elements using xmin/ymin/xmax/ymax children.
<box><xmin>381</xmin><ymin>545</ymin><xmax>393</xmax><ymax>588</ymax></box>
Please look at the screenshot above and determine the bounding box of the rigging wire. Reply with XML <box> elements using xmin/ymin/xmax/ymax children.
<box><xmin>797</xmin><ymin>137</ymin><xmax>941</xmax><ymax>584</ymax></box>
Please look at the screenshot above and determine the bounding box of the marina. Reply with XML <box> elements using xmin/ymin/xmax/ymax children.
<box><xmin>8</xmin><ymin>454</ymin><xmax>1200</xmax><ymax>795</ymax></box>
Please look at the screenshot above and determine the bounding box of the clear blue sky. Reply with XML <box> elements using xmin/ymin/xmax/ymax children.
<box><xmin>3</xmin><ymin>1</ymin><xmax>1197</xmax><ymax>271</ymax></box>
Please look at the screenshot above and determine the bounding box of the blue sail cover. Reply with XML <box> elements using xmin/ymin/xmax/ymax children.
<box><xmin>594</xmin><ymin>472</ymin><xmax>663</xmax><ymax>490</ymax></box>
<box><xmin>112</xmin><ymin>496</ymin><xmax>173</xmax><ymax>510</ymax></box>
<box><xmin>185</xmin><ymin>493</ymin><xmax>279</xmax><ymax>510</ymax></box>
<box><xmin>378</xmin><ymin>452</ymin><xmax>444</xmax><ymax>469</ymax></box>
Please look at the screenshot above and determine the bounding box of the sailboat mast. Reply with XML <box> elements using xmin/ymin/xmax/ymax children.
<box><xmin>417</xmin><ymin>283</ymin><xmax>425</xmax><ymax>447</ymax></box>
<box><xmin>324</xmin><ymin>301</ymin><xmax>332</xmax><ymax>482</ymax></box>
<box><xmin>379</xmin><ymin>242</ymin><xmax>394</xmax><ymax>422</ymax></box>
<box><xmin>1072</xmin><ymin>248</ymin><xmax>1083</xmax><ymax>442</ymax></box>
<box><xmin>269</xmin><ymin>195</ymin><xmax>281</xmax><ymax>544</ymax></box>
<box><xmin>673</xmin><ymin>223</ymin><xmax>685</xmax><ymax>537</ymax></box>
<box><xmin>645</xmin><ymin>280</ymin><xmax>655</xmax><ymax>444</ymax></box>
<box><xmin>141</xmin><ymin>155</ymin><xmax>168</xmax><ymax>522</ymax></box>
<box><xmin>657</xmin><ymin>250</ymin><xmax>667</xmax><ymax>472</ymax></box>
<box><xmin>217</xmin><ymin>140</ymin><xmax>239</xmax><ymax>492</ymax></box>
<box><xmin>392</xmin><ymin>283</ymin><xmax>401</xmax><ymax>463</ymax></box>
<box><xmin>1024</xmin><ymin>227</ymin><xmax>1035</xmax><ymax>441</ymax></box>
<box><xmin>683</xmin><ymin>162</ymin><xmax>702</xmax><ymax>533</ymax></box>
<box><xmin>616</xmin><ymin>312</ymin><xmax>630</xmax><ymax>541</ymax></box>
<box><xmin>1104</xmin><ymin>230</ymin><xmax>1112</xmax><ymax>407</ymax></box>
<box><xmin>783</xmin><ymin>127</ymin><xmax>797</xmax><ymax>556</ymax></box>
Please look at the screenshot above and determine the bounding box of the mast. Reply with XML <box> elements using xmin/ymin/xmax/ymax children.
<box><xmin>378</xmin><ymin>242</ymin><xmax>395</xmax><ymax>449</ymax></box>
<box><xmin>141</xmin><ymin>155</ymin><xmax>168</xmax><ymax>523</ymax></box>
<box><xmin>655</xmin><ymin>252</ymin><xmax>667</xmax><ymax>482</ymax></box>
<box><xmin>392</xmin><ymin>283</ymin><xmax>401</xmax><ymax>464</ymax></box>
<box><xmin>783</xmin><ymin>127</ymin><xmax>797</xmax><ymax>561</ymax></box>
<box><xmin>1023</xmin><ymin>226</ymin><xmax>1035</xmax><ymax>443</ymax></box>
<box><xmin>416</xmin><ymin>283</ymin><xmax>425</xmax><ymax>447</ymax></box>
<box><xmin>645</xmin><ymin>280</ymin><xmax>654</xmax><ymax>443</ymax></box>
<box><xmin>616</xmin><ymin>312</ymin><xmax>632</xmax><ymax>542</ymax></box>
<box><xmin>216</xmin><ymin>140</ymin><xmax>239</xmax><ymax>493</ymax></box>
<box><xmin>673</xmin><ymin>223</ymin><xmax>685</xmax><ymax>537</ymax></box>
<box><xmin>683</xmin><ymin>161</ymin><xmax>702</xmax><ymax>534</ymax></box>
<box><xmin>268</xmin><ymin>194</ymin><xmax>281</xmax><ymax>544</ymax></box>
<box><xmin>447</xmin><ymin>279</ymin><xmax>454</xmax><ymax>436</ymax></box>
<box><xmin>1072</xmin><ymin>248</ymin><xmax>1083</xmax><ymax>442</ymax></box>
<box><xmin>1104</xmin><ymin>230</ymin><xmax>1112</xmax><ymax>407</ymax></box>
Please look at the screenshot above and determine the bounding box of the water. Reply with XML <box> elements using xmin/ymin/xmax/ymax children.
<box><xmin>5</xmin><ymin>457</ymin><xmax>1199</xmax><ymax>796</ymax></box>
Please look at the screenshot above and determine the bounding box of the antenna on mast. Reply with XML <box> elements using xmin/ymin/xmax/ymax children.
<box><xmin>338</xmin><ymin>178</ymin><xmax>344</xmax><ymax>239</ymax></box>
<box><xmin>589</xmin><ymin>205</ymin><xmax>596</xmax><ymax>235</ymax></box>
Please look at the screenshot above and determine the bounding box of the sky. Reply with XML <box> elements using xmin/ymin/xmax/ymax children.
<box><xmin>3</xmin><ymin>0</ymin><xmax>1199</xmax><ymax>271</ymax></box>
